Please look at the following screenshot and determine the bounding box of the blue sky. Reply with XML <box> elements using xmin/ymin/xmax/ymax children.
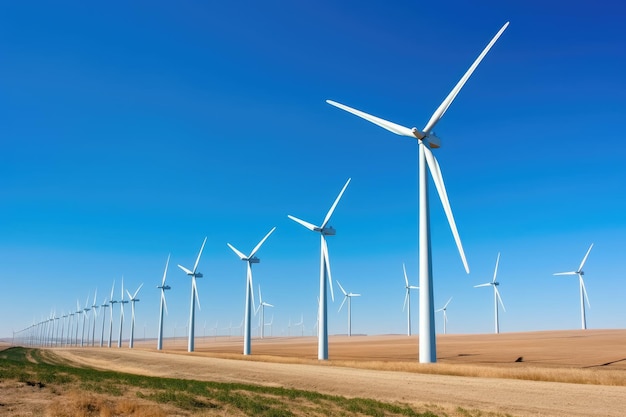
<box><xmin>2</xmin><ymin>1</ymin><xmax>625</xmax><ymax>341</ymax></box>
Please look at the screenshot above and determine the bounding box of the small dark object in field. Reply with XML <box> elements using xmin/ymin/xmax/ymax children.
<box><xmin>515</xmin><ymin>357</ymin><xmax>524</xmax><ymax>363</ymax></box>
<box><xmin>26</xmin><ymin>381</ymin><xmax>45</xmax><ymax>388</ymax></box>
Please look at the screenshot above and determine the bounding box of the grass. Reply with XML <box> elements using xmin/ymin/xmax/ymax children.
<box><xmin>0</xmin><ymin>347</ymin><xmax>446</xmax><ymax>416</ymax></box>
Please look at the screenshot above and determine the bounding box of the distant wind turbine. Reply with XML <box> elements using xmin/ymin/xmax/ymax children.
<box><xmin>99</xmin><ymin>296</ymin><xmax>109</xmax><ymax>347</ymax></box>
<box><xmin>327</xmin><ymin>22</ymin><xmax>508</xmax><ymax>363</ymax></box>
<box><xmin>402</xmin><ymin>263</ymin><xmax>419</xmax><ymax>336</ymax></box>
<box><xmin>474</xmin><ymin>252</ymin><xmax>506</xmax><ymax>334</ymax></box>
<box><xmin>294</xmin><ymin>314</ymin><xmax>304</xmax><ymax>337</ymax></box>
<box><xmin>108</xmin><ymin>281</ymin><xmax>117</xmax><ymax>348</ymax></box>
<box><xmin>118</xmin><ymin>278</ymin><xmax>128</xmax><ymax>348</ymax></box>
<box><xmin>178</xmin><ymin>237</ymin><xmax>207</xmax><ymax>352</ymax></box>
<box><xmin>156</xmin><ymin>254</ymin><xmax>171</xmax><ymax>351</ymax></box>
<box><xmin>90</xmin><ymin>289</ymin><xmax>98</xmax><ymax>346</ymax></box>
<box><xmin>436</xmin><ymin>297</ymin><xmax>453</xmax><ymax>335</ymax></box>
<box><xmin>256</xmin><ymin>285</ymin><xmax>273</xmax><ymax>339</ymax></box>
<box><xmin>288</xmin><ymin>178</ymin><xmax>351</xmax><ymax>360</ymax></box>
<box><xmin>126</xmin><ymin>283</ymin><xmax>143</xmax><ymax>348</ymax></box>
<box><xmin>227</xmin><ymin>227</ymin><xmax>276</xmax><ymax>355</ymax></box>
<box><xmin>554</xmin><ymin>243</ymin><xmax>594</xmax><ymax>329</ymax></box>
<box><xmin>337</xmin><ymin>281</ymin><xmax>360</xmax><ymax>337</ymax></box>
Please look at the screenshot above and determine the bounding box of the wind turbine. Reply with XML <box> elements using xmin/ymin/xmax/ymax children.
<box><xmin>90</xmin><ymin>289</ymin><xmax>98</xmax><ymax>346</ymax></box>
<box><xmin>157</xmin><ymin>254</ymin><xmax>171</xmax><ymax>351</ymax></box>
<box><xmin>474</xmin><ymin>252</ymin><xmax>506</xmax><ymax>334</ymax></box>
<box><xmin>326</xmin><ymin>22</ymin><xmax>508</xmax><ymax>363</ymax></box>
<box><xmin>66</xmin><ymin>311</ymin><xmax>74</xmax><ymax>346</ymax></box>
<box><xmin>256</xmin><ymin>285</ymin><xmax>273</xmax><ymax>339</ymax></box>
<box><xmin>554</xmin><ymin>243</ymin><xmax>594</xmax><ymax>330</ymax></box>
<box><xmin>108</xmin><ymin>281</ymin><xmax>117</xmax><ymax>348</ymax></box>
<box><xmin>294</xmin><ymin>314</ymin><xmax>304</xmax><ymax>337</ymax></box>
<box><xmin>74</xmin><ymin>299</ymin><xmax>81</xmax><ymax>346</ymax></box>
<box><xmin>227</xmin><ymin>227</ymin><xmax>276</xmax><ymax>355</ymax></box>
<box><xmin>126</xmin><ymin>283</ymin><xmax>143</xmax><ymax>348</ymax></box>
<box><xmin>265</xmin><ymin>314</ymin><xmax>274</xmax><ymax>337</ymax></box>
<box><xmin>436</xmin><ymin>297</ymin><xmax>453</xmax><ymax>335</ymax></box>
<box><xmin>81</xmin><ymin>294</ymin><xmax>91</xmax><ymax>347</ymax></box>
<box><xmin>402</xmin><ymin>263</ymin><xmax>419</xmax><ymax>336</ymax></box>
<box><xmin>337</xmin><ymin>281</ymin><xmax>360</xmax><ymax>337</ymax></box>
<box><xmin>99</xmin><ymin>296</ymin><xmax>109</xmax><ymax>347</ymax></box>
<box><xmin>288</xmin><ymin>178</ymin><xmax>351</xmax><ymax>360</ymax></box>
<box><xmin>178</xmin><ymin>237</ymin><xmax>207</xmax><ymax>352</ymax></box>
<box><xmin>118</xmin><ymin>278</ymin><xmax>128</xmax><ymax>348</ymax></box>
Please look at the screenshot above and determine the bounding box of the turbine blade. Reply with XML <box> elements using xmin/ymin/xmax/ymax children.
<box><xmin>422</xmin><ymin>22</ymin><xmax>509</xmax><ymax>134</ymax></box>
<box><xmin>248</xmin><ymin>265</ymin><xmax>256</xmax><ymax>314</ymax></box>
<box><xmin>193</xmin><ymin>237</ymin><xmax>207</xmax><ymax>274</ymax></box>
<box><xmin>580</xmin><ymin>275</ymin><xmax>591</xmax><ymax>308</ymax></box>
<box><xmin>265</xmin><ymin>303</ymin><xmax>274</xmax><ymax>308</ymax></box>
<box><xmin>578</xmin><ymin>243</ymin><xmax>594</xmax><ymax>273</ymax></box>
<box><xmin>423</xmin><ymin>145</ymin><xmax>469</xmax><ymax>273</ymax></box>
<box><xmin>322</xmin><ymin>237</ymin><xmax>334</xmax><ymax>302</ymax></box>
<box><xmin>161</xmin><ymin>291</ymin><xmax>168</xmax><ymax>315</ymax></box>
<box><xmin>133</xmin><ymin>283</ymin><xmax>143</xmax><ymax>299</ymax></box>
<box><xmin>162</xmin><ymin>254</ymin><xmax>170</xmax><ymax>286</ymax></box>
<box><xmin>126</xmin><ymin>290</ymin><xmax>132</xmax><ymax>301</ymax></box>
<box><xmin>193</xmin><ymin>278</ymin><xmax>201</xmax><ymax>310</ymax></box>
<box><xmin>474</xmin><ymin>283</ymin><xmax>491</xmax><ymax>288</ymax></box>
<box><xmin>321</xmin><ymin>178</ymin><xmax>351</xmax><ymax>230</ymax></box>
<box><xmin>553</xmin><ymin>271</ymin><xmax>577</xmax><ymax>276</ymax></box>
<box><xmin>227</xmin><ymin>243</ymin><xmax>247</xmax><ymax>260</ymax></box>
<box><xmin>337</xmin><ymin>280</ymin><xmax>347</xmax><ymax>296</ymax></box>
<box><xmin>326</xmin><ymin>100</ymin><xmax>416</xmax><ymax>138</ymax></box>
<box><xmin>409</xmin><ymin>286</ymin><xmax>419</xmax><ymax>290</ymax></box>
<box><xmin>110</xmin><ymin>281</ymin><xmax>115</xmax><ymax>301</ymax></box>
<box><xmin>338</xmin><ymin>296</ymin><xmax>347</xmax><ymax>312</ymax></box>
<box><xmin>178</xmin><ymin>264</ymin><xmax>193</xmax><ymax>275</ymax></box>
<box><xmin>495</xmin><ymin>287</ymin><xmax>506</xmax><ymax>312</ymax></box>
<box><xmin>249</xmin><ymin>226</ymin><xmax>276</xmax><ymax>258</ymax></box>
<box><xmin>492</xmin><ymin>252</ymin><xmax>501</xmax><ymax>283</ymax></box>
<box><xmin>351</xmin><ymin>293</ymin><xmax>361</xmax><ymax>297</ymax></box>
<box><xmin>444</xmin><ymin>297</ymin><xmax>453</xmax><ymax>309</ymax></box>
<box><xmin>403</xmin><ymin>289</ymin><xmax>409</xmax><ymax>312</ymax></box>
<box><xmin>288</xmin><ymin>215</ymin><xmax>318</xmax><ymax>231</ymax></box>
<box><xmin>403</xmin><ymin>263</ymin><xmax>409</xmax><ymax>287</ymax></box>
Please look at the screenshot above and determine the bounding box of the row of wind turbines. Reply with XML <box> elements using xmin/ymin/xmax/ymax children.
<box><xmin>14</xmin><ymin>21</ymin><xmax>596</xmax><ymax>363</ymax></box>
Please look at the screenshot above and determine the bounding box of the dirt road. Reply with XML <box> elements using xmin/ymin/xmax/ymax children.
<box><xmin>55</xmin><ymin>347</ymin><xmax>626</xmax><ymax>417</ymax></box>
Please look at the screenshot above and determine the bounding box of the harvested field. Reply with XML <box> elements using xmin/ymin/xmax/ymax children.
<box><xmin>42</xmin><ymin>329</ymin><xmax>626</xmax><ymax>416</ymax></box>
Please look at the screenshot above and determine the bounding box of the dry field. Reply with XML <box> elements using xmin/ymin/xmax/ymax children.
<box><xmin>5</xmin><ymin>329</ymin><xmax>626</xmax><ymax>416</ymax></box>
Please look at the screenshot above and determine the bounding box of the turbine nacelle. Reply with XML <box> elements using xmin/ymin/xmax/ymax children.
<box><xmin>248</xmin><ymin>256</ymin><xmax>260</xmax><ymax>264</ymax></box>
<box><xmin>157</xmin><ymin>284</ymin><xmax>171</xmax><ymax>290</ymax></box>
<box><xmin>321</xmin><ymin>226</ymin><xmax>336</xmax><ymax>236</ymax></box>
<box><xmin>424</xmin><ymin>132</ymin><xmax>441</xmax><ymax>149</ymax></box>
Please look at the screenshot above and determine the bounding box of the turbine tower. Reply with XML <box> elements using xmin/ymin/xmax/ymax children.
<box><xmin>554</xmin><ymin>243</ymin><xmax>594</xmax><ymax>329</ymax></box>
<box><xmin>402</xmin><ymin>263</ymin><xmax>419</xmax><ymax>336</ymax></box>
<box><xmin>288</xmin><ymin>178</ymin><xmax>351</xmax><ymax>360</ymax></box>
<box><xmin>474</xmin><ymin>252</ymin><xmax>506</xmax><ymax>334</ymax></box>
<box><xmin>436</xmin><ymin>297</ymin><xmax>453</xmax><ymax>335</ymax></box>
<box><xmin>178</xmin><ymin>237</ymin><xmax>207</xmax><ymax>352</ymax></box>
<box><xmin>337</xmin><ymin>281</ymin><xmax>360</xmax><ymax>337</ymax></box>
<box><xmin>99</xmin><ymin>296</ymin><xmax>109</xmax><ymax>347</ymax></box>
<box><xmin>157</xmin><ymin>254</ymin><xmax>171</xmax><ymax>351</ymax></box>
<box><xmin>256</xmin><ymin>285</ymin><xmax>274</xmax><ymax>339</ymax></box>
<box><xmin>108</xmin><ymin>281</ymin><xmax>117</xmax><ymax>348</ymax></box>
<box><xmin>90</xmin><ymin>289</ymin><xmax>98</xmax><ymax>346</ymax></box>
<box><xmin>126</xmin><ymin>283</ymin><xmax>143</xmax><ymax>348</ymax></box>
<box><xmin>227</xmin><ymin>227</ymin><xmax>276</xmax><ymax>355</ymax></box>
<box><xmin>118</xmin><ymin>278</ymin><xmax>128</xmax><ymax>348</ymax></box>
<box><xmin>81</xmin><ymin>294</ymin><xmax>91</xmax><ymax>347</ymax></box>
<box><xmin>326</xmin><ymin>23</ymin><xmax>508</xmax><ymax>362</ymax></box>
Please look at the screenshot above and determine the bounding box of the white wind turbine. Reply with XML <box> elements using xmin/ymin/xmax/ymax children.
<box><xmin>118</xmin><ymin>278</ymin><xmax>128</xmax><ymax>348</ymax></box>
<box><xmin>126</xmin><ymin>283</ymin><xmax>143</xmax><ymax>348</ymax></box>
<box><xmin>337</xmin><ymin>281</ymin><xmax>360</xmax><ymax>337</ymax></box>
<box><xmin>402</xmin><ymin>263</ymin><xmax>419</xmax><ymax>336</ymax></box>
<box><xmin>554</xmin><ymin>243</ymin><xmax>594</xmax><ymax>330</ymax></box>
<box><xmin>108</xmin><ymin>281</ymin><xmax>117</xmax><ymax>348</ymax></box>
<box><xmin>256</xmin><ymin>285</ymin><xmax>273</xmax><ymax>339</ymax></box>
<box><xmin>178</xmin><ymin>237</ymin><xmax>207</xmax><ymax>352</ymax></box>
<box><xmin>227</xmin><ymin>227</ymin><xmax>276</xmax><ymax>355</ymax></box>
<box><xmin>294</xmin><ymin>314</ymin><xmax>304</xmax><ymax>337</ymax></box>
<box><xmin>90</xmin><ymin>289</ymin><xmax>98</xmax><ymax>346</ymax></box>
<box><xmin>265</xmin><ymin>314</ymin><xmax>274</xmax><ymax>337</ymax></box>
<box><xmin>436</xmin><ymin>297</ymin><xmax>453</xmax><ymax>335</ymax></box>
<box><xmin>99</xmin><ymin>296</ymin><xmax>109</xmax><ymax>347</ymax></box>
<box><xmin>81</xmin><ymin>294</ymin><xmax>91</xmax><ymax>347</ymax></box>
<box><xmin>288</xmin><ymin>178</ymin><xmax>351</xmax><ymax>360</ymax></box>
<box><xmin>157</xmin><ymin>254</ymin><xmax>171</xmax><ymax>351</ymax></box>
<box><xmin>326</xmin><ymin>22</ymin><xmax>508</xmax><ymax>363</ymax></box>
<box><xmin>66</xmin><ymin>311</ymin><xmax>74</xmax><ymax>346</ymax></box>
<box><xmin>474</xmin><ymin>252</ymin><xmax>506</xmax><ymax>334</ymax></box>
<box><xmin>74</xmin><ymin>299</ymin><xmax>81</xmax><ymax>346</ymax></box>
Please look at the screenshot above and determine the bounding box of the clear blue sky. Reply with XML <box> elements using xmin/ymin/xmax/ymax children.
<box><xmin>2</xmin><ymin>1</ymin><xmax>625</xmax><ymax>340</ymax></box>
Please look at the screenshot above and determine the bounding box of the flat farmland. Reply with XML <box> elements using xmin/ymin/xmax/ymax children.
<box><xmin>49</xmin><ymin>329</ymin><xmax>626</xmax><ymax>416</ymax></box>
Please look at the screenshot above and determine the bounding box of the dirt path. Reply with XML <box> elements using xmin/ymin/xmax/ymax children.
<box><xmin>55</xmin><ymin>347</ymin><xmax>626</xmax><ymax>417</ymax></box>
